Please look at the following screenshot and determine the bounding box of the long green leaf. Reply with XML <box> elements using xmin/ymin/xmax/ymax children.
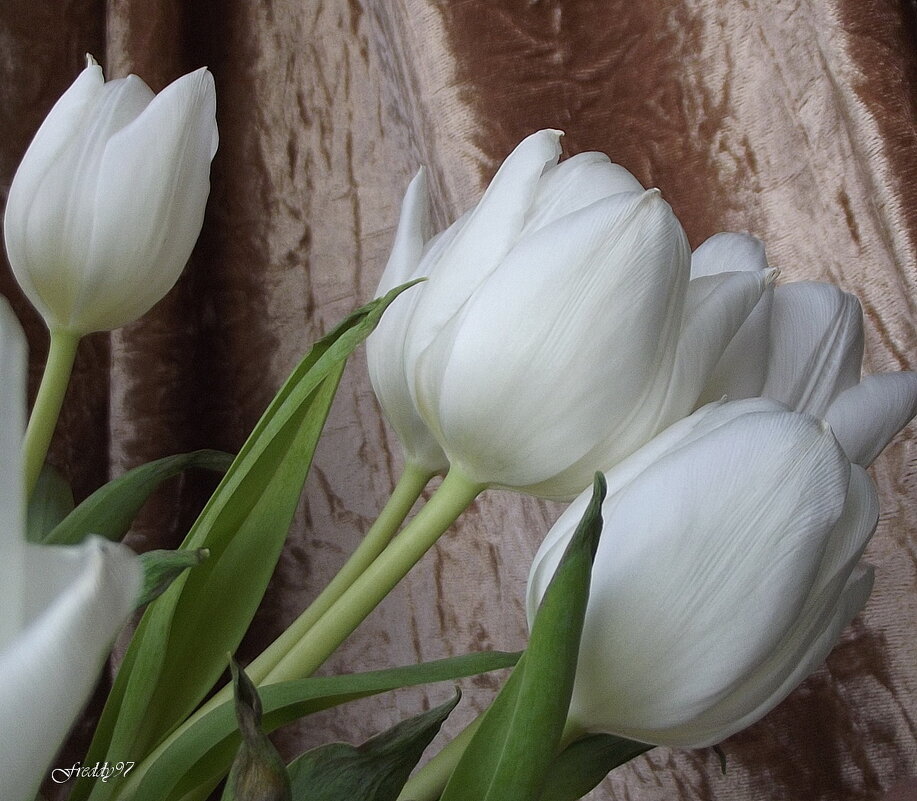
<box><xmin>286</xmin><ymin>691</ymin><xmax>460</xmax><ymax>801</ymax></box>
<box><xmin>537</xmin><ymin>734</ymin><xmax>650</xmax><ymax>801</ymax></box>
<box><xmin>42</xmin><ymin>449</ymin><xmax>234</xmax><ymax>545</ymax></box>
<box><xmin>440</xmin><ymin>474</ymin><xmax>607</xmax><ymax>801</ymax></box>
<box><xmin>128</xmin><ymin>651</ymin><xmax>519</xmax><ymax>801</ymax></box>
<box><xmin>75</xmin><ymin>285</ymin><xmax>419</xmax><ymax>801</ymax></box>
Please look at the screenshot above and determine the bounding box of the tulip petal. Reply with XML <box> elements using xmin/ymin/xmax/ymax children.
<box><xmin>0</xmin><ymin>299</ymin><xmax>27</xmax><ymax>650</ymax></box>
<box><xmin>675</xmin><ymin>466</ymin><xmax>877</xmax><ymax>746</ymax></box>
<box><xmin>76</xmin><ymin>68</ymin><xmax>217</xmax><ymax>333</ymax></box>
<box><xmin>366</xmin><ymin>169</ymin><xmax>447</xmax><ymax>471</ymax></box>
<box><xmin>662</xmin><ymin>268</ymin><xmax>773</xmax><ymax>420</ymax></box>
<box><xmin>375</xmin><ymin>169</ymin><xmax>432</xmax><ymax>294</ymax></box>
<box><xmin>691</xmin><ymin>233</ymin><xmax>773</xmax><ymax>403</ymax></box>
<box><xmin>525</xmin><ymin>399</ymin><xmax>792</xmax><ymax>620</ymax></box>
<box><xmin>564</xmin><ymin>411</ymin><xmax>849</xmax><ymax>737</ymax></box>
<box><xmin>0</xmin><ymin>537</ymin><xmax>139</xmax><ymax>801</ymax></box>
<box><xmin>417</xmin><ymin>189</ymin><xmax>688</xmax><ymax>492</ymax></box>
<box><xmin>404</xmin><ymin>129</ymin><xmax>562</xmax><ymax>366</ymax></box>
<box><xmin>670</xmin><ymin>564</ymin><xmax>873</xmax><ymax>747</ymax></box>
<box><xmin>3</xmin><ymin>62</ymin><xmax>104</xmax><ymax>275</ymax></box>
<box><xmin>763</xmin><ymin>282</ymin><xmax>864</xmax><ymax>416</ymax></box>
<box><xmin>824</xmin><ymin>371</ymin><xmax>917</xmax><ymax>466</ymax></box>
<box><xmin>689</xmin><ymin>232</ymin><xmax>768</xmax><ymax>279</ymax></box>
<box><xmin>521</xmin><ymin>151</ymin><xmax>644</xmax><ymax>235</ymax></box>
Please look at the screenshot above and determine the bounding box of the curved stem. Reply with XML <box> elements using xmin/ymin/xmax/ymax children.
<box><xmin>244</xmin><ymin>462</ymin><xmax>433</xmax><ymax>684</ymax></box>
<box><xmin>397</xmin><ymin>715</ymin><xmax>482</xmax><ymax>801</ymax></box>
<box><xmin>263</xmin><ymin>468</ymin><xmax>483</xmax><ymax>683</ymax></box>
<box><xmin>23</xmin><ymin>329</ymin><xmax>79</xmax><ymax>497</ymax></box>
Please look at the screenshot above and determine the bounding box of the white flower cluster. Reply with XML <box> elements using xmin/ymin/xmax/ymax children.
<box><xmin>368</xmin><ymin>129</ymin><xmax>917</xmax><ymax>747</ymax></box>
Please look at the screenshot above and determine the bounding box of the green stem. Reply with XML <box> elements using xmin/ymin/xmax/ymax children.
<box><xmin>263</xmin><ymin>468</ymin><xmax>483</xmax><ymax>683</ymax></box>
<box><xmin>181</xmin><ymin>464</ymin><xmax>432</xmax><ymax>732</ymax></box>
<box><xmin>23</xmin><ymin>329</ymin><xmax>79</xmax><ymax>497</ymax></box>
<box><xmin>396</xmin><ymin>715</ymin><xmax>482</xmax><ymax>801</ymax></box>
<box><xmin>244</xmin><ymin>462</ymin><xmax>432</xmax><ymax>684</ymax></box>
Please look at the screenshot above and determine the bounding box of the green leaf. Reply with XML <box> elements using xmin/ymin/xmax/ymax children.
<box><xmin>128</xmin><ymin>651</ymin><xmax>519</xmax><ymax>801</ymax></box>
<box><xmin>74</xmin><ymin>284</ymin><xmax>422</xmax><ymax>801</ymax></box>
<box><xmin>136</xmin><ymin>548</ymin><xmax>210</xmax><ymax>609</ymax></box>
<box><xmin>286</xmin><ymin>691</ymin><xmax>460</xmax><ymax>801</ymax></box>
<box><xmin>537</xmin><ymin>734</ymin><xmax>650</xmax><ymax>801</ymax></box>
<box><xmin>26</xmin><ymin>463</ymin><xmax>74</xmax><ymax>543</ymax></box>
<box><xmin>41</xmin><ymin>449</ymin><xmax>233</xmax><ymax>546</ymax></box>
<box><xmin>222</xmin><ymin>659</ymin><xmax>292</xmax><ymax>801</ymax></box>
<box><xmin>440</xmin><ymin>474</ymin><xmax>607</xmax><ymax>801</ymax></box>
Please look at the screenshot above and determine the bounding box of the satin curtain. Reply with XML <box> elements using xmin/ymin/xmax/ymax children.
<box><xmin>2</xmin><ymin>1</ymin><xmax>916</xmax><ymax>799</ymax></box>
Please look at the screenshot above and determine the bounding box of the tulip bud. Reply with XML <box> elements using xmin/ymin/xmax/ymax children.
<box><xmin>369</xmin><ymin>131</ymin><xmax>770</xmax><ymax>498</ymax></box>
<box><xmin>527</xmin><ymin>398</ymin><xmax>890</xmax><ymax>747</ymax></box>
<box><xmin>4</xmin><ymin>56</ymin><xmax>218</xmax><ymax>335</ymax></box>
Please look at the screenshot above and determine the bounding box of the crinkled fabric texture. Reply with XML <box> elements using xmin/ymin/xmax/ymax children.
<box><xmin>1</xmin><ymin>2</ymin><xmax>914</xmax><ymax>800</ymax></box>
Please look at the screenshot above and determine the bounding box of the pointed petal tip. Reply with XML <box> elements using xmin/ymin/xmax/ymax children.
<box><xmin>523</xmin><ymin>128</ymin><xmax>564</xmax><ymax>159</ymax></box>
<box><xmin>764</xmin><ymin>267</ymin><xmax>780</xmax><ymax>287</ymax></box>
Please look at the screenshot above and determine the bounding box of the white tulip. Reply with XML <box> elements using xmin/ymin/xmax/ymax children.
<box><xmin>527</xmin><ymin>397</ymin><xmax>889</xmax><ymax>747</ymax></box>
<box><xmin>369</xmin><ymin>131</ymin><xmax>772</xmax><ymax>498</ymax></box>
<box><xmin>4</xmin><ymin>56</ymin><xmax>218</xmax><ymax>335</ymax></box>
<box><xmin>0</xmin><ymin>298</ymin><xmax>140</xmax><ymax>801</ymax></box>
<box><xmin>693</xmin><ymin>240</ymin><xmax>917</xmax><ymax>466</ymax></box>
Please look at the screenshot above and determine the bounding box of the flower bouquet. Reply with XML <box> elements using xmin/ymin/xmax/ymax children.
<box><xmin>2</xmin><ymin>58</ymin><xmax>915</xmax><ymax>801</ymax></box>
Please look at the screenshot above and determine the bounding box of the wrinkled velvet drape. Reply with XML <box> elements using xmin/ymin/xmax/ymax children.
<box><xmin>2</xmin><ymin>1</ymin><xmax>916</xmax><ymax>799</ymax></box>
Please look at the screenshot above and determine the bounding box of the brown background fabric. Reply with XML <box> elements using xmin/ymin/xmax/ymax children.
<box><xmin>2</xmin><ymin>1</ymin><xmax>916</xmax><ymax>799</ymax></box>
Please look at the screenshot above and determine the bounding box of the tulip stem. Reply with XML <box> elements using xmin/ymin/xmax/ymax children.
<box><xmin>23</xmin><ymin>329</ymin><xmax>79</xmax><ymax>497</ymax></box>
<box><xmin>262</xmin><ymin>468</ymin><xmax>483</xmax><ymax>683</ymax></box>
<box><xmin>231</xmin><ymin>462</ymin><xmax>433</xmax><ymax>687</ymax></box>
<box><xmin>396</xmin><ymin>715</ymin><xmax>482</xmax><ymax>801</ymax></box>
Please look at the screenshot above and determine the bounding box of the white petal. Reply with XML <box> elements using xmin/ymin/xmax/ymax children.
<box><xmin>3</xmin><ymin>62</ymin><xmax>105</xmax><ymax>266</ymax></box>
<box><xmin>76</xmin><ymin>68</ymin><xmax>217</xmax><ymax>333</ymax></box>
<box><xmin>690</xmin><ymin>233</ymin><xmax>773</xmax><ymax>403</ymax></box>
<box><xmin>680</xmin><ymin>467</ymin><xmax>877</xmax><ymax>747</ymax></box>
<box><xmin>403</xmin><ymin>130</ymin><xmax>562</xmax><ymax>367</ymax></box>
<box><xmin>810</xmin><ymin>465</ymin><xmax>878</xmax><ymax>594</ymax></box>
<box><xmin>763</xmin><ymin>282</ymin><xmax>864</xmax><ymax>416</ymax></box>
<box><xmin>375</xmin><ymin>169</ymin><xmax>432</xmax><ymax>294</ymax></box>
<box><xmin>0</xmin><ymin>538</ymin><xmax>139</xmax><ymax>801</ymax></box>
<box><xmin>367</xmin><ymin>288</ymin><xmax>448</xmax><ymax>473</ymax></box>
<box><xmin>661</xmin><ymin>268</ymin><xmax>772</xmax><ymax>420</ymax></box>
<box><xmin>525</xmin><ymin>398</ymin><xmax>792</xmax><ymax>620</ymax></box>
<box><xmin>521</xmin><ymin>151</ymin><xmax>644</xmax><ymax>235</ymax></box>
<box><xmin>824</xmin><ymin>371</ymin><xmax>917</xmax><ymax>466</ymax></box>
<box><xmin>0</xmin><ymin>299</ymin><xmax>27</xmax><ymax>650</ymax></box>
<box><xmin>689</xmin><ymin>232</ymin><xmax>767</xmax><ymax>278</ymax></box>
<box><xmin>367</xmin><ymin>170</ymin><xmax>450</xmax><ymax>471</ymax></box>
<box><xmin>565</xmin><ymin>411</ymin><xmax>850</xmax><ymax>737</ymax></box>
<box><xmin>668</xmin><ymin>564</ymin><xmax>873</xmax><ymax>747</ymax></box>
<box><xmin>417</xmin><ymin>189</ymin><xmax>688</xmax><ymax>491</ymax></box>
<box><xmin>4</xmin><ymin>64</ymin><xmax>105</xmax><ymax>284</ymax></box>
